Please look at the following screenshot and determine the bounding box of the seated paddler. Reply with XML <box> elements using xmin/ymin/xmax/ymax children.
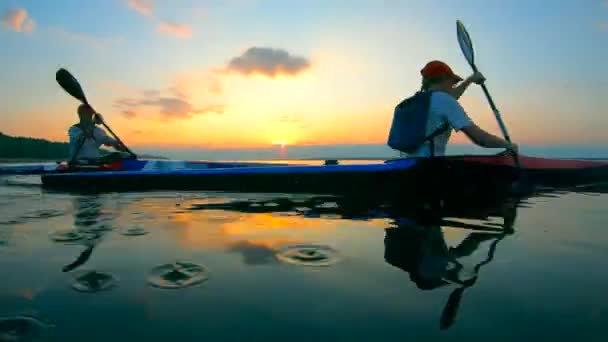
<box><xmin>68</xmin><ymin>104</ymin><xmax>127</xmax><ymax>164</ymax></box>
<box><xmin>388</xmin><ymin>60</ymin><xmax>518</xmax><ymax>157</ymax></box>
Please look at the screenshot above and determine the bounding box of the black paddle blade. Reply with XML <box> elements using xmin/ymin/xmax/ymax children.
<box><xmin>440</xmin><ymin>287</ymin><xmax>465</xmax><ymax>330</ymax></box>
<box><xmin>456</xmin><ymin>20</ymin><xmax>475</xmax><ymax>69</ymax></box>
<box><xmin>56</xmin><ymin>68</ymin><xmax>88</xmax><ymax>104</ymax></box>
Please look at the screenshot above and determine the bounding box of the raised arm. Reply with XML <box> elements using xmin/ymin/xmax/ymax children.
<box><xmin>449</xmin><ymin>72</ymin><xmax>486</xmax><ymax>100</ymax></box>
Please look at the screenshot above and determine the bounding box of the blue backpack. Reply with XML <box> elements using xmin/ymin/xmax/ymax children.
<box><xmin>387</xmin><ymin>91</ymin><xmax>448</xmax><ymax>156</ymax></box>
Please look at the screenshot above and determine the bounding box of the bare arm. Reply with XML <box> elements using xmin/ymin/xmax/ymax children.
<box><xmin>461</xmin><ymin>124</ymin><xmax>512</xmax><ymax>149</ymax></box>
<box><xmin>449</xmin><ymin>78</ymin><xmax>474</xmax><ymax>100</ymax></box>
<box><xmin>449</xmin><ymin>72</ymin><xmax>487</xmax><ymax>100</ymax></box>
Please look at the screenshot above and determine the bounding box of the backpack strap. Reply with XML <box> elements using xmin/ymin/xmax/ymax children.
<box><xmin>422</xmin><ymin>122</ymin><xmax>450</xmax><ymax>157</ymax></box>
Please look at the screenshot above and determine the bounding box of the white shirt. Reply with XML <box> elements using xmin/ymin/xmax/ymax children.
<box><xmin>68</xmin><ymin>125</ymin><xmax>116</xmax><ymax>160</ymax></box>
<box><xmin>408</xmin><ymin>91</ymin><xmax>473</xmax><ymax>157</ymax></box>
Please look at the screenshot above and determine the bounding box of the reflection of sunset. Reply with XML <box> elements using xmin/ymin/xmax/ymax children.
<box><xmin>168</xmin><ymin>211</ymin><xmax>339</xmax><ymax>250</ymax></box>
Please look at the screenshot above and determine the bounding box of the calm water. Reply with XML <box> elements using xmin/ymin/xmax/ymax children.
<box><xmin>1</xmin><ymin>169</ymin><xmax>607</xmax><ymax>341</ymax></box>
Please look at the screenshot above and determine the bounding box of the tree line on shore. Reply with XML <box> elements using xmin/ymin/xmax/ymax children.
<box><xmin>0</xmin><ymin>132</ymin><xmax>69</xmax><ymax>159</ymax></box>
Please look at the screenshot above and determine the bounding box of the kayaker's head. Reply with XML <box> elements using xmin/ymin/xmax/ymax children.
<box><xmin>77</xmin><ymin>104</ymin><xmax>95</xmax><ymax>124</ymax></box>
<box><xmin>420</xmin><ymin>60</ymin><xmax>463</xmax><ymax>92</ymax></box>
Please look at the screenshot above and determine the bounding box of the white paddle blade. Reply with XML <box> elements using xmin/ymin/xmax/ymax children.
<box><xmin>456</xmin><ymin>20</ymin><xmax>475</xmax><ymax>67</ymax></box>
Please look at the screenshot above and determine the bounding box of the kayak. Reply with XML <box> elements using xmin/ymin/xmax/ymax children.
<box><xmin>39</xmin><ymin>154</ymin><xmax>608</xmax><ymax>195</ymax></box>
<box><xmin>0</xmin><ymin>159</ymin><xmax>289</xmax><ymax>175</ymax></box>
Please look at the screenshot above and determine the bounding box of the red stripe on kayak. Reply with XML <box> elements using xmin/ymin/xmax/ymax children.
<box><xmin>459</xmin><ymin>155</ymin><xmax>608</xmax><ymax>170</ymax></box>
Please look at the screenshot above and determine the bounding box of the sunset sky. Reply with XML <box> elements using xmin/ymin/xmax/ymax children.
<box><xmin>1</xmin><ymin>0</ymin><xmax>607</xmax><ymax>151</ymax></box>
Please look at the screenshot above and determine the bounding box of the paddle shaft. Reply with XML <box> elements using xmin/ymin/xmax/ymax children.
<box><xmin>469</xmin><ymin>65</ymin><xmax>521</xmax><ymax>167</ymax></box>
<box><xmin>99</xmin><ymin>120</ymin><xmax>136</xmax><ymax>156</ymax></box>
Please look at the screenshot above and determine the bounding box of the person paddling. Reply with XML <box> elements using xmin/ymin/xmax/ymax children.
<box><xmin>388</xmin><ymin>60</ymin><xmax>518</xmax><ymax>157</ymax></box>
<box><xmin>68</xmin><ymin>104</ymin><xmax>127</xmax><ymax>164</ymax></box>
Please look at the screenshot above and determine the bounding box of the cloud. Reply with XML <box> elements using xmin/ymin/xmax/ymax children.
<box><xmin>2</xmin><ymin>8</ymin><xmax>35</xmax><ymax>33</ymax></box>
<box><xmin>157</xmin><ymin>21</ymin><xmax>192</xmax><ymax>39</ymax></box>
<box><xmin>226</xmin><ymin>47</ymin><xmax>311</xmax><ymax>78</ymax></box>
<box><xmin>125</xmin><ymin>0</ymin><xmax>192</xmax><ymax>39</ymax></box>
<box><xmin>599</xmin><ymin>22</ymin><xmax>608</xmax><ymax>31</ymax></box>
<box><xmin>127</xmin><ymin>0</ymin><xmax>153</xmax><ymax>17</ymax></box>
<box><xmin>123</xmin><ymin>110</ymin><xmax>137</xmax><ymax>118</ymax></box>
<box><xmin>114</xmin><ymin>90</ymin><xmax>225</xmax><ymax>119</ymax></box>
<box><xmin>49</xmin><ymin>27</ymin><xmax>122</xmax><ymax>49</ymax></box>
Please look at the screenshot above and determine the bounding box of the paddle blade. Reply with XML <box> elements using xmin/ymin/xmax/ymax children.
<box><xmin>456</xmin><ymin>20</ymin><xmax>475</xmax><ymax>68</ymax></box>
<box><xmin>56</xmin><ymin>68</ymin><xmax>88</xmax><ymax>104</ymax></box>
<box><xmin>440</xmin><ymin>287</ymin><xmax>465</xmax><ymax>330</ymax></box>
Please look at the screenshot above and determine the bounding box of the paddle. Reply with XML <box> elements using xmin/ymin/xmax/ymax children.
<box><xmin>456</xmin><ymin>20</ymin><xmax>521</xmax><ymax>168</ymax></box>
<box><xmin>55</xmin><ymin>68</ymin><xmax>137</xmax><ymax>159</ymax></box>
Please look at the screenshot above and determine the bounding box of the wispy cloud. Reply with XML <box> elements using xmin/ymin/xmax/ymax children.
<box><xmin>157</xmin><ymin>21</ymin><xmax>192</xmax><ymax>39</ymax></box>
<box><xmin>125</xmin><ymin>0</ymin><xmax>193</xmax><ymax>39</ymax></box>
<box><xmin>226</xmin><ymin>47</ymin><xmax>311</xmax><ymax>78</ymax></box>
<box><xmin>127</xmin><ymin>0</ymin><xmax>153</xmax><ymax>17</ymax></box>
<box><xmin>114</xmin><ymin>89</ymin><xmax>225</xmax><ymax>119</ymax></box>
<box><xmin>49</xmin><ymin>27</ymin><xmax>122</xmax><ymax>49</ymax></box>
<box><xmin>2</xmin><ymin>8</ymin><xmax>35</xmax><ymax>33</ymax></box>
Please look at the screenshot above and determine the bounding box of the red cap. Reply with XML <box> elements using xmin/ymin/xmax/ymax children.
<box><xmin>420</xmin><ymin>60</ymin><xmax>463</xmax><ymax>82</ymax></box>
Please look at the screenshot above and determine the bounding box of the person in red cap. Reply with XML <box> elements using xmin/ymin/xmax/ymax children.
<box><xmin>388</xmin><ymin>60</ymin><xmax>518</xmax><ymax>157</ymax></box>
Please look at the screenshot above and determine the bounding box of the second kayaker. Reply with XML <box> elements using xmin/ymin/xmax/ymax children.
<box><xmin>68</xmin><ymin>104</ymin><xmax>127</xmax><ymax>163</ymax></box>
<box><xmin>388</xmin><ymin>60</ymin><xmax>518</xmax><ymax>157</ymax></box>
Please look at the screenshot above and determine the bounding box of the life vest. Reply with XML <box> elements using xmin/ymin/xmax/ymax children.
<box><xmin>387</xmin><ymin>91</ymin><xmax>448</xmax><ymax>156</ymax></box>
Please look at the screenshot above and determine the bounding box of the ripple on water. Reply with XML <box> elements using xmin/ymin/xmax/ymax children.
<box><xmin>275</xmin><ymin>244</ymin><xmax>341</xmax><ymax>267</ymax></box>
<box><xmin>121</xmin><ymin>226</ymin><xmax>148</xmax><ymax>236</ymax></box>
<box><xmin>71</xmin><ymin>270</ymin><xmax>118</xmax><ymax>292</ymax></box>
<box><xmin>147</xmin><ymin>262</ymin><xmax>209</xmax><ymax>289</ymax></box>
<box><xmin>20</xmin><ymin>209</ymin><xmax>65</xmax><ymax>219</ymax></box>
<box><xmin>49</xmin><ymin>229</ymin><xmax>84</xmax><ymax>242</ymax></box>
<box><xmin>0</xmin><ymin>315</ymin><xmax>53</xmax><ymax>342</ymax></box>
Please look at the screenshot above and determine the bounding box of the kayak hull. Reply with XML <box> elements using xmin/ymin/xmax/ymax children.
<box><xmin>0</xmin><ymin>159</ymin><xmax>289</xmax><ymax>175</ymax></box>
<box><xmin>40</xmin><ymin>155</ymin><xmax>608</xmax><ymax>196</ymax></box>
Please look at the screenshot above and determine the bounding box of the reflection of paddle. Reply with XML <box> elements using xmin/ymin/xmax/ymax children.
<box><xmin>440</xmin><ymin>196</ymin><xmax>518</xmax><ymax>330</ymax></box>
<box><xmin>62</xmin><ymin>245</ymin><xmax>94</xmax><ymax>272</ymax></box>
<box><xmin>56</xmin><ymin>68</ymin><xmax>136</xmax><ymax>159</ymax></box>
<box><xmin>439</xmin><ymin>232</ymin><xmax>507</xmax><ymax>330</ymax></box>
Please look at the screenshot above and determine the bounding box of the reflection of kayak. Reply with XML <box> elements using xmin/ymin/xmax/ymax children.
<box><xmin>39</xmin><ymin>154</ymin><xmax>608</xmax><ymax>194</ymax></box>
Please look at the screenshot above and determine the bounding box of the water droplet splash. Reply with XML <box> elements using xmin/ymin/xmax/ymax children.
<box><xmin>0</xmin><ymin>315</ymin><xmax>53</xmax><ymax>342</ymax></box>
<box><xmin>71</xmin><ymin>270</ymin><xmax>118</xmax><ymax>292</ymax></box>
<box><xmin>148</xmin><ymin>262</ymin><xmax>209</xmax><ymax>289</ymax></box>
<box><xmin>121</xmin><ymin>226</ymin><xmax>148</xmax><ymax>236</ymax></box>
<box><xmin>275</xmin><ymin>244</ymin><xmax>341</xmax><ymax>267</ymax></box>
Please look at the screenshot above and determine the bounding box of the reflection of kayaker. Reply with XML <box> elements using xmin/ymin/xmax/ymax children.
<box><xmin>62</xmin><ymin>196</ymin><xmax>108</xmax><ymax>273</ymax></box>
<box><xmin>384</xmin><ymin>219</ymin><xmax>453</xmax><ymax>290</ymax></box>
<box><xmin>384</xmin><ymin>196</ymin><xmax>518</xmax><ymax>330</ymax></box>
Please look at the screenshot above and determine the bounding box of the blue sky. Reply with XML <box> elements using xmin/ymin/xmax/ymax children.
<box><xmin>1</xmin><ymin>0</ymin><xmax>607</xmax><ymax>150</ymax></box>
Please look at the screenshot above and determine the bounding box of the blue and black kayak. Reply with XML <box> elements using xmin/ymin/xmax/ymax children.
<box><xmin>0</xmin><ymin>159</ymin><xmax>289</xmax><ymax>175</ymax></box>
<box><xmin>37</xmin><ymin>155</ymin><xmax>608</xmax><ymax>196</ymax></box>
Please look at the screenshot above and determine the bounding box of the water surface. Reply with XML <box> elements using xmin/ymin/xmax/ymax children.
<box><xmin>1</xmin><ymin>171</ymin><xmax>607</xmax><ymax>341</ymax></box>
